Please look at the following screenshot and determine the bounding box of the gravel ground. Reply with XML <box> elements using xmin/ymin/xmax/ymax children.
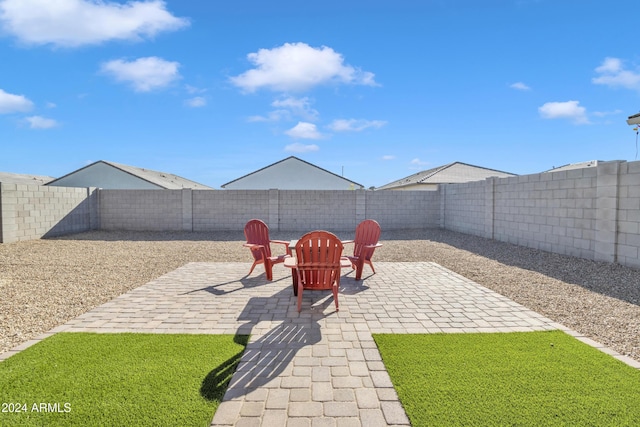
<box><xmin>1</xmin><ymin>229</ymin><xmax>639</xmax><ymax>362</ymax></box>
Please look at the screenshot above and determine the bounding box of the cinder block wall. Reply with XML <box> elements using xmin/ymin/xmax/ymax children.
<box><xmin>193</xmin><ymin>190</ymin><xmax>269</xmax><ymax>231</ymax></box>
<box><xmin>277</xmin><ymin>190</ymin><xmax>357</xmax><ymax>231</ymax></box>
<box><xmin>99</xmin><ymin>189</ymin><xmax>183</xmax><ymax>231</ymax></box>
<box><xmin>366</xmin><ymin>190</ymin><xmax>439</xmax><ymax>230</ymax></box>
<box><xmin>440</xmin><ymin>160</ymin><xmax>640</xmax><ymax>268</ymax></box>
<box><xmin>442</xmin><ymin>180</ymin><xmax>488</xmax><ymax>238</ymax></box>
<box><xmin>443</xmin><ymin>168</ymin><xmax>599</xmax><ymax>259</ymax></box>
<box><xmin>99</xmin><ymin>189</ymin><xmax>436</xmax><ymax>232</ymax></box>
<box><xmin>0</xmin><ymin>183</ymin><xmax>97</xmax><ymax>243</ymax></box>
<box><xmin>616</xmin><ymin>161</ymin><xmax>640</xmax><ymax>269</ymax></box>
<box><xmin>493</xmin><ymin>168</ymin><xmax>598</xmax><ymax>259</ymax></box>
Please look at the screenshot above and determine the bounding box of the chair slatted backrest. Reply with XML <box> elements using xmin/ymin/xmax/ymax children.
<box><xmin>244</xmin><ymin>219</ymin><xmax>272</xmax><ymax>260</ymax></box>
<box><xmin>295</xmin><ymin>231</ymin><xmax>343</xmax><ymax>290</ymax></box>
<box><xmin>353</xmin><ymin>219</ymin><xmax>381</xmax><ymax>259</ymax></box>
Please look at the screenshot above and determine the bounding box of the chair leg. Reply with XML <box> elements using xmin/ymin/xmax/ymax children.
<box><xmin>248</xmin><ymin>260</ymin><xmax>259</xmax><ymax>276</ymax></box>
<box><xmin>355</xmin><ymin>261</ymin><xmax>364</xmax><ymax>280</ymax></box>
<box><xmin>265</xmin><ymin>260</ymin><xmax>273</xmax><ymax>281</ymax></box>
<box><xmin>333</xmin><ymin>284</ymin><xmax>339</xmax><ymax>312</ymax></box>
<box><xmin>368</xmin><ymin>261</ymin><xmax>376</xmax><ymax>274</ymax></box>
<box><xmin>292</xmin><ymin>270</ymin><xmax>298</xmax><ymax>296</ymax></box>
<box><xmin>297</xmin><ymin>284</ymin><xmax>303</xmax><ymax>312</ymax></box>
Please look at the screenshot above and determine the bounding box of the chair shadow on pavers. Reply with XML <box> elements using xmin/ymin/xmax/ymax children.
<box><xmin>181</xmin><ymin>274</ymin><xmax>287</xmax><ymax>296</ymax></box>
<box><xmin>220</xmin><ymin>287</ymin><xmax>339</xmax><ymax>399</ymax></box>
<box><xmin>221</xmin><ymin>271</ymin><xmax>373</xmax><ymax>397</ymax></box>
<box><xmin>181</xmin><ymin>265</ymin><xmax>371</xmax><ymax>403</ymax></box>
<box><xmin>224</xmin><ymin>321</ymin><xmax>322</xmax><ymax>398</ymax></box>
<box><xmin>339</xmin><ymin>276</ymin><xmax>371</xmax><ymax>296</ymax></box>
<box><xmin>199</xmin><ymin>335</ymin><xmax>251</xmax><ymax>401</ymax></box>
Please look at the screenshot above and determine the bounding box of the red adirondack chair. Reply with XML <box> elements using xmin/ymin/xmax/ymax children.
<box><xmin>243</xmin><ymin>219</ymin><xmax>291</xmax><ymax>281</ymax></box>
<box><xmin>293</xmin><ymin>230</ymin><xmax>344</xmax><ymax>312</ymax></box>
<box><xmin>343</xmin><ymin>219</ymin><xmax>382</xmax><ymax>280</ymax></box>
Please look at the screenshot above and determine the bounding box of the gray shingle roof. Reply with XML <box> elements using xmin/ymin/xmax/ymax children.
<box><xmin>543</xmin><ymin>160</ymin><xmax>601</xmax><ymax>173</ymax></box>
<box><xmin>221</xmin><ymin>156</ymin><xmax>364</xmax><ymax>189</ymax></box>
<box><xmin>0</xmin><ymin>172</ymin><xmax>54</xmax><ymax>185</ymax></box>
<box><xmin>47</xmin><ymin>160</ymin><xmax>214</xmax><ymax>190</ymax></box>
<box><xmin>376</xmin><ymin>162</ymin><xmax>516</xmax><ymax>190</ymax></box>
<box><xmin>102</xmin><ymin>161</ymin><xmax>213</xmax><ymax>189</ymax></box>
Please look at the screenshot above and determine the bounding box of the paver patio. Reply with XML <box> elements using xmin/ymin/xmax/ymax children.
<box><xmin>5</xmin><ymin>261</ymin><xmax>619</xmax><ymax>426</ymax></box>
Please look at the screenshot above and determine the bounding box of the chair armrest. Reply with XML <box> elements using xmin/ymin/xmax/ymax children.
<box><xmin>244</xmin><ymin>243</ymin><xmax>268</xmax><ymax>261</ymax></box>
<box><xmin>341</xmin><ymin>240</ymin><xmax>354</xmax><ymax>245</ymax></box>
<box><xmin>364</xmin><ymin>243</ymin><xmax>383</xmax><ymax>248</ymax></box>
<box><xmin>270</xmin><ymin>240</ymin><xmax>293</xmax><ymax>255</ymax></box>
<box><xmin>359</xmin><ymin>243</ymin><xmax>382</xmax><ymax>259</ymax></box>
<box><xmin>284</xmin><ymin>257</ymin><xmax>297</xmax><ymax>268</ymax></box>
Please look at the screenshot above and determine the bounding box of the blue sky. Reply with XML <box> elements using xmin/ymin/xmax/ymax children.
<box><xmin>2</xmin><ymin>0</ymin><xmax>640</xmax><ymax>188</ymax></box>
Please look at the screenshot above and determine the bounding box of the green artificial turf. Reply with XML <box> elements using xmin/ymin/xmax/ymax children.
<box><xmin>0</xmin><ymin>333</ymin><xmax>248</xmax><ymax>427</ymax></box>
<box><xmin>374</xmin><ymin>330</ymin><xmax>640</xmax><ymax>427</ymax></box>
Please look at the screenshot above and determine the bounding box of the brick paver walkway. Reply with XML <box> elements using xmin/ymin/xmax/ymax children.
<box><xmin>8</xmin><ymin>261</ymin><xmax>627</xmax><ymax>426</ymax></box>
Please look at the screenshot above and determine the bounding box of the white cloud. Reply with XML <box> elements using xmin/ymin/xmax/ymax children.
<box><xmin>0</xmin><ymin>0</ymin><xmax>188</xmax><ymax>47</ymax></box>
<box><xmin>272</xmin><ymin>96</ymin><xmax>319</xmax><ymax>121</ymax></box>
<box><xmin>285</xmin><ymin>121</ymin><xmax>323</xmax><ymax>139</ymax></box>
<box><xmin>410</xmin><ymin>158</ymin><xmax>429</xmax><ymax>168</ymax></box>
<box><xmin>100</xmin><ymin>56</ymin><xmax>181</xmax><ymax>92</ymax></box>
<box><xmin>510</xmin><ymin>82</ymin><xmax>531</xmax><ymax>91</ymax></box>
<box><xmin>595</xmin><ymin>57</ymin><xmax>623</xmax><ymax>74</ymax></box>
<box><xmin>230</xmin><ymin>42</ymin><xmax>377</xmax><ymax>93</ymax></box>
<box><xmin>251</xmin><ymin>96</ymin><xmax>319</xmax><ymax>122</ymax></box>
<box><xmin>592</xmin><ymin>109</ymin><xmax>622</xmax><ymax>118</ymax></box>
<box><xmin>285</xmin><ymin>142</ymin><xmax>320</xmax><ymax>153</ymax></box>
<box><xmin>247</xmin><ymin>111</ymin><xmax>287</xmax><ymax>122</ymax></box>
<box><xmin>184</xmin><ymin>96</ymin><xmax>206</xmax><ymax>107</ymax></box>
<box><xmin>272</xmin><ymin>96</ymin><xmax>309</xmax><ymax>110</ymax></box>
<box><xmin>185</xmin><ymin>84</ymin><xmax>206</xmax><ymax>95</ymax></box>
<box><xmin>382</xmin><ymin>155</ymin><xmax>395</xmax><ymax>160</ymax></box>
<box><xmin>538</xmin><ymin>100</ymin><xmax>589</xmax><ymax>124</ymax></box>
<box><xmin>0</xmin><ymin>88</ymin><xmax>33</xmax><ymax>113</ymax></box>
<box><xmin>592</xmin><ymin>57</ymin><xmax>640</xmax><ymax>91</ymax></box>
<box><xmin>25</xmin><ymin>115</ymin><xmax>58</xmax><ymax>129</ymax></box>
<box><xmin>328</xmin><ymin>119</ymin><xmax>387</xmax><ymax>132</ymax></box>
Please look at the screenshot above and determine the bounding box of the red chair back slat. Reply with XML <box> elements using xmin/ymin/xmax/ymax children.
<box><xmin>353</xmin><ymin>219</ymin><xmax>381</xmax><ymax>260</ymax></box>
<box><xmin>244</xmin><ymin>219</ymin><xmax>272</xmax><ymax>261</ymax></box>
<box><xmin>295</xmin><ymin>230</ymin><xmax>343</xmax><ymax>290</ymax></box>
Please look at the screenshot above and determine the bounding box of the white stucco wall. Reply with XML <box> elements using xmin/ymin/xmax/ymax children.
<box><xmin>48</xmin><ymin>162</ymin><xmax>161</xmax><ymax>189</ymax></box>
<box><xmin>224</xmin><ymin>158</ymin><xmax>361</xmax><ymax>190</ymax></box>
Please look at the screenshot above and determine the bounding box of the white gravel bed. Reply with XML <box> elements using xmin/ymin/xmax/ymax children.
<box><xmin>1</xmin><ymin>229</ymin><xmax>638</xmax><ymax>362</ymax></box>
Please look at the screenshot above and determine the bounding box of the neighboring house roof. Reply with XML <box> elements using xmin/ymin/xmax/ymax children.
<box><xmin>0</xmin><ymin>172</ymin><xmax>54</xmax><ymax>185</ymax></box>
<box><xmin>543</xmin><ymin>160</ymin><xmax>601</xmax><ymax>173</ymax></box>
<box><xmin>221</xmin><ymin>156</ymin><xmax>364</xmax><ymax>190</ymax></box>
<box><xmin>627</xmin><ymin>112</ymin><xmax>640</xmax><ymax>125</ymax></box>
<box><xmin>377</xmin><ymin>162</ymin><xmax>517</xmax><ymax>190</ymax></box>
<box><xmin>46</xmin><ymin>160</ymin><xmax>214</xmax><ymax>190</ymax></box>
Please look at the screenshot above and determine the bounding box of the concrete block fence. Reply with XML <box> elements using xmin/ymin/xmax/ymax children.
<box><xmin>441</xmin><ymin>160</ymin><xmax>640</xmax><ymax>269</ymax></box>
<box><xmin>100</xmin><ymin>189</ymin><xmax>437</xmax><ymax>233</ymax></box>
<box><xmin>1</xmin><ymin>160</ymin><xmax>639</xmax><ymax>269</ymax></box>
<box><xmin>443</xmin><ymin>168</ymin><xmax>600</xmax><ymax>260</ymax></box>
<box><xmin>0</xmin><ymin>183</ymin><xmax>98</xmax><ymax>243</ymax></box>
